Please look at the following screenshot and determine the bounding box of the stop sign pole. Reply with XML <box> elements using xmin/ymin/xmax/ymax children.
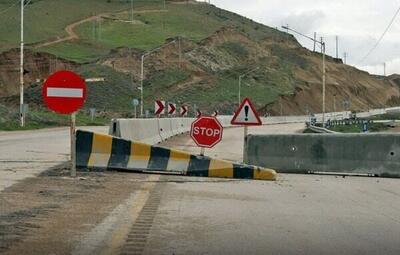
<box><xmin>43</xmin><ymin>70</ymin><xmax>87</xmax><ymax>177</ymax></box>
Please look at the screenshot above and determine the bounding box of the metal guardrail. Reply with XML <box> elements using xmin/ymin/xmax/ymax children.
<box><xmin>308</xmin><ymin>125</ymin><xmax>339</xmax><ymax>134</ymax></box>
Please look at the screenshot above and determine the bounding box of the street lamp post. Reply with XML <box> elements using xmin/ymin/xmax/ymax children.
<box><xmin>282</xmin><ymin>26</ymin><xmax>326</xmax><ymax>126</ymax></box>
<box><xmin>20</xmin><ymin>0</ymin><xmax>25</xmax><ymax>127</ymax></box>
<box><xmin>140</xmin><ymin>39</ymin><xmax>177</xmax><ymax>116</ymax></box>
<box><xmin>238</xmin><ymin>68</ymin><xmax>258</xmax><ymax>105</ymax></box>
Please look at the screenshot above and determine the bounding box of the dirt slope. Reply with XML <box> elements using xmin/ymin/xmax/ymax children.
<box><xmin>97</xmin><ymin>26</ymin><xmax>400</xmax><ymax>114</ymax></box>
<box><xmin>0</xmin><ymin>49</ymin><xmax>78</xmax><ymax>98</ymax></box>
<box><xmin>1</xmin><ymin>2</ymin><xmax>400</xmax><ymax>115</ymax></box>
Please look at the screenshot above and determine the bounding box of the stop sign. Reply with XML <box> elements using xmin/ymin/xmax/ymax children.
<box><xmin>190</xmin><ymin>116</ymin><xmax>223</xmax><ymax>148</ymax></box>
<box><xmin>42</xmin><ymin>70</ymin><xmax>87</xmax><ymax>114</ymax></box>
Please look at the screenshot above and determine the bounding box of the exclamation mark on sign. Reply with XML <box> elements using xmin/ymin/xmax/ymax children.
<box><xmin>244</xmin><ymin>105</ymin><xmax>249</xmax><ymax>121</ymax></box>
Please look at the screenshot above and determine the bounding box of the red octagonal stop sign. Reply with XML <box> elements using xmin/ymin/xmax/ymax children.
<box><xmin>190</xmin><ymin>116</ymin><xmax>223</xmax><ymax>148</ymax></box>
<box><xmin>42</xmin><ymin>70</ymin><xmax>87</xmax><ymax>114</ymax></box>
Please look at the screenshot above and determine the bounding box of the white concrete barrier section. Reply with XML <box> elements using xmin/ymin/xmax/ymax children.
<box><xmin>158</xmin><ymin>118</ymin><xmax>174</xmax><ymax>141</ymax></box>
<box><xmin>170</xmin><ymin>118</ymin><xmax>181</xmax><ymax>136</ymax></box>
<box><xmin>116</xmin><ymin>119</ymin><xmax>161</xmax><ymax>145</ymax></box>
<box><xmin>109</xmin><ymin>107</ymin><xmax>398</xmax><ymax>145</ymax></box>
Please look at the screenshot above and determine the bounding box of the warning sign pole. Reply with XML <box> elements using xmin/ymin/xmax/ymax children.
<box><xmin>231</xmin><ymin>98</ymin><xmax>262</xmax><ymax>163</ymax></box>
<box><xmin>244</xmin><ymin>126</ymin><xmax>248</xmax><ymax>141</ymax></box>
<box><xmin>70</xmin><ymin>112</ymin><xmax>76</xmax><ymax>177</ymax></box>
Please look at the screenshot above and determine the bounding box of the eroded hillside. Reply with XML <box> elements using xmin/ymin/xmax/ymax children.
<box><xmin>1</xmin><ymin>1</ymin><xmax>399</xmax><ymax>116</ymax></box>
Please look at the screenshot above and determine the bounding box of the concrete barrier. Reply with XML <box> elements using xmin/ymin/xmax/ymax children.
<box><xmin>158</xmin><ymin>118</ymin><xmax>174</xmax><ymax>141</ymax></box>
<box><xmin>245</xmin><ymin>133</ymin><xmax>400</xmax><ymax>178</ymax></box>
<box><xmin>109</xmin><ymin>107</ymin><xmax>394</xmax><ymax>146</ymax></box>
<box><xmin>113</xmin><ymin>119</ymin><xmax>161</xmax><ymax>145</ymax></box>
<box><xmin>77</xmin><ymin>130</ymin><xmax>277</xmax><ymax>181</ymax></box>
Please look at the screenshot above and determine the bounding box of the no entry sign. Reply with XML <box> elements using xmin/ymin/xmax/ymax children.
<box><xmin>190</xmin><ymin>116</ymin><xmax>223</xmax><ymax>148</ymax></box>
<box><xmin>42</xmin><ymin>70</ymin><xmax>87</xmax><ymax>114</ymax></box>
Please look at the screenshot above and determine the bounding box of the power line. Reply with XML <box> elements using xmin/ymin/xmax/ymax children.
<box><xmin>358</xmin><ymin>4</ymin><xmax>400</xmax><ymax>64</ymax></box>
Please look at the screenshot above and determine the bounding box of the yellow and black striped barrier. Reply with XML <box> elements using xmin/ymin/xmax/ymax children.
<box><xmin>76</xmin><ymin>130</ymin><xmax>277</xmax><ymax>181</ymax></box>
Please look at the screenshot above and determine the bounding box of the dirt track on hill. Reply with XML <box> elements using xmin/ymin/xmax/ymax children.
<box><xmin>34</xmin><ymin>15</ymin><xmax>98</xmax><ymax>49</ymax></box>
<box><xmin>33</xmin><ymin>9</ymin><xmax>169</xmax><ymax>49</ymax></box>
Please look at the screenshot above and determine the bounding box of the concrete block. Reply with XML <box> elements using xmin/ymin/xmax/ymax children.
<box><xmin>245</xmin><ymin>133</ymin><xmax>400</xmax><ymax>177</ymax></box>
<box><xmin>76</xmin><ymin>130</ymin><xmax>277</xmax><ymax>181</ymax></box>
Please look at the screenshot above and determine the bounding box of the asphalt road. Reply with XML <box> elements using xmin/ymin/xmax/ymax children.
<box><xmin>144</xmin><ymin>174</ymin><xmax>400</xmax><ymax>255</ymax></box>
<box><xmin>1</xmin><ymin>123</ymin><xmax>400</xmax><ymax>255</ymax></box>
<box><xmin>0</xmin><ymin>126</ymin><xmax>108</xmax><ymax>192</ymax></box>
<box><xmin>142</xmin><ymin>123</ymin><xmax>400</xmax><ymax>255</ymax></box>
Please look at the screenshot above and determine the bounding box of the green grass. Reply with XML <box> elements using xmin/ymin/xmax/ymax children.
<box><xmin>0</xmin><ymin>0</ymin><xmax>148</xmax><ymax>51</ymax></box>
<box><xmin>142</xmin><ymin>67</ymin><xmax>190</xmax><ymax>109</ymax></box>
<box><xmin>329</xmin><ymin>123</ymin><xmax>389</xmax><ymax>133</ymax></box>
<box><xmin>140</xmin><ymin>63</ymin><xmax>296</xmax><ymax>114</ymax></box>
<box><xmin>38</xmin><ymin>42</ymin><xmax>110</xmax><ymax>63</ymax></box>
<box><xmin>218</xmin><ymin>42</ymin><xmax>249</xmax><ymax>59</ymax></box>
<box><xmin>4</xmin><ymin>64</ymin><xmax>138</xmax><ymax>113</ymax></box>
<box><xmin>0</xmin><ymin>107</ymin><xmax>109</xmax><ymax>131</ymax></box>
<box><xmin>71</xmin><ymin>4</ymin><xmax>222</xmax><ymax>54</ymax></box>
<box><xmin>369</xmin><ymin>113</ymin><xmax>400</xmax><ymax>120</ymax></box>
<box><xmin>31</xmin><ymin>2</ymin><xmax>290</xmax><ymax>63</ymax></box>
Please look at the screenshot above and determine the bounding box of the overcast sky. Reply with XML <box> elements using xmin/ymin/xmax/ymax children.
<box><xmin>210</xmin><ymin>0</ymin><xmax>400</xmax><ymax>75</ymax></box>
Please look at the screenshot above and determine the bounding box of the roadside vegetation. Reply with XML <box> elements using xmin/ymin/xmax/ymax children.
<box><xmin>328</xmin><ymin>123</ymin><xmax>389</xmax><ymax>133</ymax></box>
<box><xmin>0</xmin><ymin>104</ymin><xmax>109</xmax><ymax>131</ymax></box>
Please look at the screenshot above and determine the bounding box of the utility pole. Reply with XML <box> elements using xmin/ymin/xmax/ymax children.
<box><xmin>140</xmin><ymin>40</ymin><xmax>177</xmax><ymax>116</ymax></box>
<box><xmin>130</xmin><ymin>48</ymin><xmax>134</xmax><ymax>92</ymax></box>
<box><xmin>343</xmin><ymin>52</ymin><xmax>347</xmax><ymax>64</ymax></box>
<box><xmin>131</xmin><ymin>0</ymin><xmax>134</xmax><ymax>23</ymax></box>
<box><xmin>384</xmin><ymin>62</ymin><xmax>386</xmax><ymax>76</ymax></box>
<box><xmin>178</xmin><ymin>36</ymin><xmax>182</xmax><ymax>69</ymax></box>
<box><xmin>320</xmin><ymin>37</ymin><xmax>323</xmax><ymax>54</ymax></box>
<box><xmin>335</xmin><ymin>35</ymin><xmax>339</xmax><ymax>59</ymax></box>
<box><xmin>333</xmin><ymin>94</ymin><xmax>337</xmax><ymax>113</ymax></box>
<box><xmin>313</xmin><ymin>32</ymin><xmax>316</xmax><ymax>52</ymax></box>
<box><xmin>282</xmin><ymin>25</ymin><xmax>327</xmax><ymax>126</ymax></box>
<box><xmin>238</xmin><ymin>67</ymin><xmax>258</xmax><ymax>105</ymax></box>
<box><xmin>92</xmin><ymin>13</ymin><xmax>96</xmax><ymax>40</ymax></box>
<box><xmin>140</xmin><ymin>54</ymin><xmax>144</xmax><ymax>116</ymax></box>
<box><xmin>322</xmin><ymin>40</ymin><xmax>326</xmax><ymax>125</ymax></box>
<box><xmin>285</xmin><ymin>24</ymin><xmax>289</xmax><ymax>45</ymax></box>
<box><xmin>20</xmin><ymin>0</ymin><xmax>25</xmax><ymax>127</ymax></box>
<box><xmin>98</xmin><ymin>16</ymin><xmax>101</xmax><ymax>41</ymax></box>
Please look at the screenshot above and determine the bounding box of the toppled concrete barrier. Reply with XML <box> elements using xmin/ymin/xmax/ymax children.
<box><xmin>77</xmin><ymin>130</ymin><xmax>277</xmax><ymax>181</ymax></box>
<box><xmin>245</xmin><ymin>133</ymin><xmax>400</xmax><ymax>177</ymax></box>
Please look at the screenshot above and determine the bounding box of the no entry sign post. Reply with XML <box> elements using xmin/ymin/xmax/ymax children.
<box><xmin>42</xmin><ymin>70</ymin><xmax>87</xmax><ymax>177</ymax></box>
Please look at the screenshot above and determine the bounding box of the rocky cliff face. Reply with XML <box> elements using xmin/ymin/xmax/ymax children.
<box><xmin>0</xmin><ymin>49</ymin><xmax>78</xmax><ymax>98</ymax></box>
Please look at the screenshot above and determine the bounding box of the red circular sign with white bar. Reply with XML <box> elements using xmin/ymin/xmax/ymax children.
<box><xmin>42</xmin><ymin>70</ymin><xmax>87</xmax><ymax>114</ymax></box>
<box><xmin>190</xmin><ymin>116</ymin><xmax>223</xmax><ymax>148</ymax></box>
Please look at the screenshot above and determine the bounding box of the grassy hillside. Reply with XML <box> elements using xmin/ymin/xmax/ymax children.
<box><xmin>1</xmin><ymin>0</ymin><xmax>399</xmax><ymax>128</ymax></box>
<box><xmin>35</xmin><ymin>1</ymin><xmax>286</xmax><ymax>63</ymax></box>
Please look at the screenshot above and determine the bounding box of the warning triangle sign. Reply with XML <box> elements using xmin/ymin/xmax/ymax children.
<box><xmin>231</xmin><ymin>98</ymin><xmax>262</xmax><ymax>126</ymax></box>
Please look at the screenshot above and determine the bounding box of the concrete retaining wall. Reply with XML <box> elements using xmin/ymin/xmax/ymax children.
<box><xmin>245</xmin><ymin>134</ymin><xmax>400</xmax><ymax>177</ymax></box>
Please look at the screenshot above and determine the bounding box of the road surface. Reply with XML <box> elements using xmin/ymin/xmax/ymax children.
<box><xmin>0</xmin><ymin>126</ymin><xmax>108</xmax><ymax>192</ymax></box>
<box><xmin>1</xmin><ymin>123</ymin><xmax>400</xmax><ymax>255</ymax></box>
<box><xmin>161</xmin><ymin>123</ymin><xmax>306</xmax><ymax>162</ymax></box>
